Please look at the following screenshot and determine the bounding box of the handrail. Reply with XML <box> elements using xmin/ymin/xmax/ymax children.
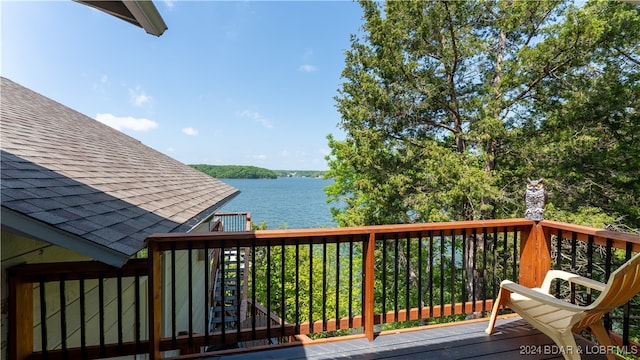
<box><xmin>541</xmin><ymin>220</ymin><xmax>640</xmax><ymax>251</ymax></box>
<box><xmin>146</xmin><ymin>218</ymin><xmax>534</xmax><ymax>358</ymax></box>
<box><xmin>8</xmin><ymin>218</ymin><xmax>639</xmax><ymax>360</ymax></box>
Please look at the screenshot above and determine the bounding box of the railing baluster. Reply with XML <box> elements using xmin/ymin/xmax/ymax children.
<box><xmin>604</xmin><ymin>238</ymin><xmax>613</xmax><ymax>331</ymax></box>
<box><xmin>117</xmin><ymin>271</ymin><xmax>124</xmax><ymax>350</ymax></box>
<box><xmin>266</xmin><ymin>240</ymin><xmax>271</xmax><ymax>339</ymax></box>
<box><xmin>623</xmin><ymin>242</ymin><xmax>633</xmax><ymax>347</ymax></box>
<box><xmin>39</xmin><ymin>277</ymin><xmax>47</xmax><ymax>358</ymax></box>
<box><xmin>309</xmin><ymin>241</ymin><xmax>313</xmax><ymax>333</ymax></box>
<box><xmin>439</xmin><ymin>230</ymin><xmax>445</xmax><ymax>318</ymax></box>
<box><xmin>348</xmin><ymin>236</ymin><xmax>354</xmax><ymax>329</ymax></box>
<box><xmin>336</xmin><ymin>239</ymin><xmax>341</xmax><ymax>329</ymax></box>
<box><xmin>405</xmin><ymin>233</ymin><xmax>410</xmax><ymax>318</ymax></box>
<box><xmin>280</xmin><ymin>239</ymin><xmax>286</xmax><ymax>337</ymax></box>
<box><xmin>586</xmin><ymin>235</ymin><xmax>594</xmax><ymax>304</ymax></box>
<box><xmin>555</xmin><ymin>229</ymin><xmax>562</xmax><ymax>296</ymax></box>
<box><xmin>482</xmin><ymin>228</ymin><xmax>488</xmax><ymax>313</ymax></box>
<box><xmin>171</xmin><ymin>244</ymin><xmax>177</xmax><ymax>349</ymax></box>
<box><xmin>570</xmin><ymin>232</ymin><xmax>578</xmax><ymax>303</ymax></box>
<box><xmin>491</xmin><ymin>227</ymin><xmax>498</xmax><ymax>308</ymax></box>
<box><xmin>188</xmin><ymin>243</ymin><xmax>194</xmax><ymax>348</ymax></box>
<box><xmin>322</xmin><ymin>237</ymin><xmax>328</xmax><ymax>331</ymax></box>
<box><xmin>99</xmin><ymin>272</ymin><xmax>105</xmax><ymax>357</ymax></box>
<box><xmin>512</xmin><ymin>229</ymin><xmax>518</xmax><ymax>281</ymax></box>
<box><xmin>222</xmin><ymin>240</ymin><xmax>227</xmax><ymax>343</ymax></box>
<box><xmin>79</xmin><ymin>273</ymin><xmax>87</xmax><ymax>359</ymax></box>
<box><xmin>394</xmin><ymin>233</ymin><xmax>399</xmax><ymax>320</ymax></box>
<box><xmin>450</xmin><ymin>230</ymin><xmax>456</xmax><ymax>315</ymax></box>
<box><xmin>295</xmin><ymin>241</ymin><xmax>300</xmax><ymax>333</ymax></box>
<box><xmin>251</xmin><ymin>238</ymin><xmax>257</xmax><ymax>340</ymax></box>
<box><xmin>472</xmin><ymin>228</ymin><xmax>478</xmax><ymax>313</ymax></box>
<box><xmin>239</xmin><ymin>242</ymin><xmax>244</xmax><ymax>342</ymax></box>
<box><xmin>204</xmin><ymin>241</ymin><xmax>210</xmax><ymax>346</ymax></box>
<box><xmin>417</xmin><ymin>231</ymin><xmax>423</xmax><ymax>322</ymax></box>
<box><xmin>134</xmin><ymin>269</ymin><xmax>141</xmax><ymax>354</ymax></box>
<box><xmin>59</xmin><ymin>274</ymin><xmax>67</xmax><ymax>357</ymax></box>
<box><xmin>502</xmin><ymin>228</ymin><xmax>508</xmax><ymax>282</ymax></box>
<box><xmin>461</xmin><ymin>229</ymin><xmax>467</xmax><ymax>313</ymax></box>
<box><xmin>429</xmin><ymin>230</ymin><xmax>434</xmax><ymax>318</ymax></box>
<box><xmin>382</xmin><ymin>234</ymin><xmax>387</xmax><ymax>321</ymax></box>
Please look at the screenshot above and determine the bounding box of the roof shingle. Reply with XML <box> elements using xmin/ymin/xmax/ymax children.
<box><xmin>1</xmin><ymin>77</ymin><xmax>239</xmax><ymax>266</ymax></box>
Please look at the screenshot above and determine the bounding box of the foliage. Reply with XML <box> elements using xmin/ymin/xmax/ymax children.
<box><xmin>250</xmin><ymin>242</ymin><xmax>363</xmax><ymax>328</ymax></box>
<box><xmin>326</xmin><ymin>0</ymin><xmax>640</xmax><ymax>229</ymax></box>
<box><xmin>190</xmin><ymin>164</ymin><xmax>277</xmax><ymax>179</ymax></box>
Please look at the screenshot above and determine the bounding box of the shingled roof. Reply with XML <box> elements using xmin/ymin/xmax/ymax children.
<box><xmin>1</xmin><ymin>77</ymin><xmax>239</xmax><ymax>267</ymax></box>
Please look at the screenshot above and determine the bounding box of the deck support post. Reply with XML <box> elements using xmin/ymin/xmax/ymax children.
<box><xmin>519</xmin><ymin>221</ymin><xmax>551</xmax><ymax>288</ymax></box>
<box><xmin>9</xmin><ymin>272</ymin><xmax>33</xmax><ymax>360</ymax></box>
<box><xmin>363</xmin><ymin>232</ymin><xmax>376</xmax><ymax>342</ymax></box>
<box><xmin>148</xmin><ymin>242</ymin><xmax>163</xmax><ymax>360</ymax></box>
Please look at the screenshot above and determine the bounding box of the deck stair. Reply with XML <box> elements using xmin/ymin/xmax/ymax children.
<box><xmin>207</xmin><ymin>214</ymin><xmax>281</xmax><ymax>350</ymax></box>
<box><xmin>209</xmin><ymin>249</ymin><xmax>247</xmax><ymax>334</ymax></box>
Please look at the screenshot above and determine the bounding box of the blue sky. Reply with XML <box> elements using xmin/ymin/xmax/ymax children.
<box><xmin>1</xmin><ymin>1</ymin><xmax>364</xmax><ymax>170</ymax></box>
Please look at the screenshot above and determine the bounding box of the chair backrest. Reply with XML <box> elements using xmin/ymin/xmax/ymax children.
<box><xmin>572</xmin><ymin>253</ymin><xmax>640</xmax><ymax>331</ymax></box>
<box><xmin>591</xmin><ymin>252</ymin><xmax>640</xmax><ymax>311</ymax></box>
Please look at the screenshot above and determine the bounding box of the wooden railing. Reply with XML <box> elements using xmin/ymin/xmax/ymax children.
<box><xmin>8</xmin><ymin>219</ymin><xmax>640</xmax><ymax>359</ymax></box>
<box><xmin>8</xmin><ymin>259</ymin><xmax>149</xmax><ymax>360</ymax></box>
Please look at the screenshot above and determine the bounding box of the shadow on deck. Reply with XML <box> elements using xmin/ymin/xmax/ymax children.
<box><xmin>201</xmin><ymin>317</ymin><xmax>616</xmax><ymax>360</ymax></box>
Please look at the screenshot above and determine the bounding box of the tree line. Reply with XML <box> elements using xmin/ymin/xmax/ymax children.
<box><xmin>316</xmin><ymin>0</ymin><xmax>639</xmax><ymax>338</ymax></box>
<box><xmin>190</xmin><ymin>164</ymin><xmax>277</xmax><ymax>179</ymax></box>
<box><xmin>325</xmin><ymin>0</ymin><xmax>639</xmax><ymax>231</ymax></box>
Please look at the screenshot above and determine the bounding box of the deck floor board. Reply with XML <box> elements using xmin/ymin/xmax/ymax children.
<box><xmin>203</xmin><ymin>318</ymin><xmax>613</xmax><ymax>360</ymax></box>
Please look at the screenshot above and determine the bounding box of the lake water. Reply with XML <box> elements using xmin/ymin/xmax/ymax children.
<box><xmin>218</xmin><ymin>177</ymin><xmax>339</xmax><ymax>229</ymax></box>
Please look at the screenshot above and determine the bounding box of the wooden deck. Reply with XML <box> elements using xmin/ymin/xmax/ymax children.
<box><xmin>199</xmin><ymin>317</ymin><xmax>616</xmax><ymax>360</ymax></box>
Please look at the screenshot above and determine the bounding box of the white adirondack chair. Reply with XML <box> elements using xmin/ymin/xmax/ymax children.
<box><xmin>486</xmin><ymin>252</ymin><xmax>640</xmax><ymax>360</ymax></box>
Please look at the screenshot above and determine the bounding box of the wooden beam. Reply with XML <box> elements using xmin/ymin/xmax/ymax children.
<box><xmin>363</xmin><ymin>232</ymin><xmax>376</xmax><ymax>341</ymax></box>
<box><xmin>519</xmin><ymin>222</ymin><xmax>551</xmax><ymax>288</ymax></box>
<box><xmin>148</xmin><ymin>242</ymin><xmax>162</xmax><ymax>360</ymax></box>
<box><xmin>9</xmin><ymin>273</ymin><xmax>33</xmax><ymax>360</ymax></box>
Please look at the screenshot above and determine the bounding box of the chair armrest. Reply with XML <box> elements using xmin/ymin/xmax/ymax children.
<box><xmin>539</xmin><ymin>270</ymin><xmax>606</xmax><ymax>293</ymax></box>
<box><xmin>500</xmin><ymin>280</ymin><xmax>585</xmax><ymax>312</ymax></box>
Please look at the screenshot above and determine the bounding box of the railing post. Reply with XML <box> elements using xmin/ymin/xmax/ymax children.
<box><xmin>9</xmin><ymin>272</ymin><xmax>33</xmax><ymax>360</ymax></box>
<box><xmin>363</xmin><ymin>232</ymin><xmax>375</xmax><ymax>342</ymax></box>
<box><xmin>519</xmin><ymin>221</ymin><xmax>551</xmax><ymax>288</ymax></box>
<box><xmin>148</xmin><ymin>241</ymin><xmax>163</xmax><ymax>360</ymax></box>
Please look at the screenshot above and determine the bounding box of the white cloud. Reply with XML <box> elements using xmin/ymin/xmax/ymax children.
<box><xmin>236</xmin><ymin>110</ymin><xmax>273</xmax><ymax>128</ymax></box>
<box><xmin>128</xmin><ymin>86</ymin><xmax>152</xmax><ymax>107</ymax></box>
<box><xmin>298</xmin><ymin>64</ymin><xmax>317</xmax><ymax>73</ymax></box>
<box><xmin>166</xmin><ymin>147</ymin><xmax>175</xmax><ymax>153</ymax></box>
<box><xmin>299</xmin><ymin>48</ymin><xmax>317</xmax><ymax>72</ymax></box>
<box><xmin>164</xmin><ymin>0</ymin><xmax>175</xmax><ymax>9</ymax></box>
<box><xmin>182</xmin><ymin>127</ymin><xmax>199</xmax><ymax>136</ymax></box>
<box><xmin>96</xmin><ymin>113</ymin><xmax>158</xmax><ymax>132</ymax></box>
<box><xmin>253</xmin><ymin>154</ymin><xmax>267</xmax><ymax>160</ymax></box>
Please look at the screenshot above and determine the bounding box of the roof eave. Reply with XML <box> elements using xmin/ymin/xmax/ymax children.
<box><xmin>1</xmin><ymin>206</ymin><xmax>131</xmax><ymax>268</ymax></box>
<box><xmin>74</xmin><ymin>0</ymin><xmax>167</xmax><ymax>36</ymax></box>
<box><xmin>171</xmin><ymin>190</ymin><xmax>241</xmax><ymax>233</ymax></box>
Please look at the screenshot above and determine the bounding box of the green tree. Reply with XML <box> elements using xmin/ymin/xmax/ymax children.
<box><xmin>190</xmin><ymin>164</ymin><xmax>277</xmax><ymax>179</ymax></box>
<box><xmin>326</xmin><ymin>0</ymin><xmax>639</xmax><ymax>228</ymax></box>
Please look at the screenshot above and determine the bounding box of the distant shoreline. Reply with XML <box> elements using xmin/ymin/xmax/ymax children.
<box><xmin>190</xmin><ymin>164</ymin><xmax>325</xmax><ymax>179</ymax></box>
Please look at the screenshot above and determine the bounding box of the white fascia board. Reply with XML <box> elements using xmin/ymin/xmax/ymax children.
<box><xmin>123</xmin><ymin>0</ymin><xmax>168</xmax><ymax>36</ymax></box>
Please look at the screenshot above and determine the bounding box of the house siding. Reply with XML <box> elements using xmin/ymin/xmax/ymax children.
<box><xmin>1</xmin><ymin>230</ymin><xmax>148</xmax><ymax>359</ymax></box>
